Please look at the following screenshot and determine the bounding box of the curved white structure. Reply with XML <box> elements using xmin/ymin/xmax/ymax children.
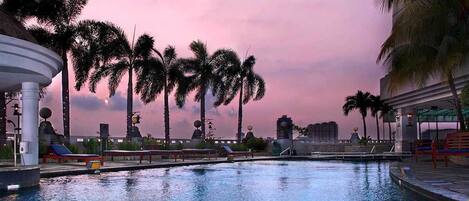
<box><xmin>0</xmin><ymin>34</ymin><xmax>62</xmax><ymax>166</ymax></box>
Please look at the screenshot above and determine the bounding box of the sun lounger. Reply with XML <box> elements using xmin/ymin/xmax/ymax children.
<box><xmin>103</xmin><ymin>150</ymin><xmax>150</xmax><ymax>164</ymax></box>
<box><xmin>223</xmin><ymin>145</ymin><xmax>253</xmax><ymax>158</ymax></box>
<box><xmin>42</xmin><ymin>144</ymin><xmax>103</xmax><ymax>165</ymax></box>
<box><xmin>182</xmin><ymin>149</ymin><xmax>217</xmax><ymax>160</ymax></box>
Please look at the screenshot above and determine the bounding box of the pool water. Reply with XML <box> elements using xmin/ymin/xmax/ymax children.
<box><xmin>2</xmin><ymin>161</ymin><xmax>424</xmax><ymax>201</ymax></box>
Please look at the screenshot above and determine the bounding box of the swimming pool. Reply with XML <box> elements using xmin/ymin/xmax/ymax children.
<box><xmin>2</xmin><ymin>161</ymin><xmax>424</xmax><ymax>201</ymax></box>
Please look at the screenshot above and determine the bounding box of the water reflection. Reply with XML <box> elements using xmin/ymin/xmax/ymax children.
<box><xmin>1</xmin><ymin>161</ymin><xmax>425</xmax><ymax>201</ymax></box>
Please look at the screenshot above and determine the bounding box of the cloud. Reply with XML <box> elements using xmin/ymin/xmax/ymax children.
<box><xmin>227</xmin><ymin>107</ymin><xmax>236</xmax><ymax>118</ymax></box>
<box><xmin>107</xmin><ymin>91</ymin><xmax>142</xmax><ymax>111</ymax></box>
<box><xmin>71</xmin><ymin>95</ymin><xmax>104</xmax><ymax>111</ymax></box>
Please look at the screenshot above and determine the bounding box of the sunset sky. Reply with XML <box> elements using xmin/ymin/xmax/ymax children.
<box><xmin>38</xmin><ymin>0</ymin><xmax>393</xmax><ymax>139</ymax></box>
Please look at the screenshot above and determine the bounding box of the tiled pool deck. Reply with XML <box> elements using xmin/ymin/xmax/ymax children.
<box><xmin>390</xmin><ymin>158</ymin><xmax>469</xmax><ymax>201</ymax></box>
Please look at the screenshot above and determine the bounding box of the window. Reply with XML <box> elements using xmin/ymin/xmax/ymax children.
<box><xmin>77</xmin><ymin>138</ymin><xmax>84</xmax><ymax>142</ymax></box>
<box><xmin>117</xmin><ymin>139</ymin><xmax>123</xmax><ymax>143</ymax></box>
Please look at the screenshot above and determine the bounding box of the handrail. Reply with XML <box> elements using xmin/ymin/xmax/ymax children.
<box><xmin>280</xmin><ymin>147</ymin><xmax>291</xmax><ymax>156</ymax></box>
<box><xmin>370</xmin><ymin>145</ymin><xmax>376</xmax><ymax>153</ymax></box>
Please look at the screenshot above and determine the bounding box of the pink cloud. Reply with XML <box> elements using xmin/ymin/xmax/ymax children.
<box><xmin>39</xmin><ymin>0</ymin><xmax>392</xmax><ymax>139</ymax></box>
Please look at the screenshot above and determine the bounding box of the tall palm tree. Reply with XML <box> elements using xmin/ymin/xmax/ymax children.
<box><xmin>134</xmin><ymin>40</ymin><xmax>185</xmax><ymax>147</ymax></box>
<box><xmin>378</xmin><ymin>0</ymin><xmax>469</xmax><ymax>130</ymax></box>
<box><xmin>177</xmin><ymin>40</ymin><xmax>238</xmax><ymax>138</ymax></box>
<box><xmin>4</xmin><ymin>0</ymin><xmax>109</xmax><ymax>143</ymax></box>
<box><xmin>343</xmin><ymin>90</ymin><xmax>372</xmax><ymax>139</ymax></box>
<box><xmin>86</xmin><ymin>30</ymin><xmax>155</xmax><ymax>139</ymax></box>
<box><xmin>218</xmin><ymin>54</ymin><xmax>266</xmax><ymax>142</ymax></box>
<box><xmin>370</xmin><ymin>95</ymin><xmax>383</xmax><ymax>141</ymax></box>
<box><xmin>380</xmin><ymin>103</ymin><xmax>394</xmax><ymax>141</ymax></box>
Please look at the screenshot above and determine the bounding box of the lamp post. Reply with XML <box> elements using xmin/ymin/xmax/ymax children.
<box><xmin>12</xmin><ymin>103</ymin><xmax>21</xmax><ymax>167</ymax></box>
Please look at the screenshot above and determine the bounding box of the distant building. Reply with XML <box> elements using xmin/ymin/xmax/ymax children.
<box><xmin>305</xmin><ymin>121</ymin><xmax>338</xmax><ymax>143</ymax></box>
<box><xmin>277</xmin><ymin>115</ymin><xmax>293</xmax><ymax>139</ymax></box>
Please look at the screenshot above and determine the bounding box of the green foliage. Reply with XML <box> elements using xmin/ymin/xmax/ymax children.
<box><xmin>83</xmin><ymin>139</ymin><xmax>100</xmax><ymax>154</ymax></box>
<box><xmin>170</xmin><ymin>142</ymin><xmax>184</xmax><ymax>150</ymax></box>
<box><xmin>245</xmin><ymin>137</ymin><xmax>268</xmax><ymax>151</ymax></box>
<box><xmin>66</xmin><ymin>143</ymin><xmax>81</xmax><ymax>154</ymax></box>
<box><xmin>118</xmin><ymin>141</ymin><xmax>140</xmax><ymax>151</ymax></box>
<box><xmin>461</xmin><ymin>83</ymin><xmax>469</xmax><ymax>107</ymax></box>
<box><xmin>229</xmin><ymin>143</ymin><xmax>247</xmax><ymax>151</ymax></box>
<box><xmin>293</xmin><ymin>125</ymin><xmax>308</xmax><ymax>137</ymax></box>
<box><xmin>359</xmin><ymin>136</ymin><xmax>372</xmax><ymax>145</ymax></box>
<box><xmin>39</xmin><ymin>142</ymin><xmax>48</xmax><ymax>157</ymax></box>
<box><xmin>195</xmin><ymin>140</ymin><xmax>216</xmax><ymax>149</ymax></box>
<box><xmin>0</xmin><ymin>144</ymin><xmax>13</xmax><ymax>159</ymax></box>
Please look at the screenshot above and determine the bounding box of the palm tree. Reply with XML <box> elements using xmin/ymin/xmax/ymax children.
<box><xmin>218</xmin><ymin>54</ymin><xmax>266</xmax><ymax>142</ymax></box>
<box><xmin>134</xmin><ymin>40</ymin><xmax>185</xmax><ymax>147</ymax></box>
<box><xmin>3</xmin><ymin>0</ymin><xmax>113</xmax><ymax>143</ymax></box>
<box><xmin>343</xmin><ymin>90</ymin><xmax>372</xmax><ymax>139</ymax></box>
<box><xmin>378</xmin><ymin>0</ymin><xmax>469</xmax><ymax>130</ymax></box>
<box><xmin>176</xmin><ymin>40</ymin><xmax>238</xmax><ymax>138</ymax></box>
<box><xmin>370</xmin><ymin>95</ymin><xmax>384</xmax><ymax>141</ymax></box>
<box><xmin>380</xmin><ymin>103</ymin><xmax>394</xmax><ymax>141</ymax></box>
<box><xmin>86</xmin><ymin>30</ymin><xmax>155</xmax><ymax>139</ymax></box>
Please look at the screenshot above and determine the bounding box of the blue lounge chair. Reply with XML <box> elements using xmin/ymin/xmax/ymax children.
<box><xmin>43</xmin><ymin>144</ymin><xmax>103</xmax><ymax>165</ymax></box>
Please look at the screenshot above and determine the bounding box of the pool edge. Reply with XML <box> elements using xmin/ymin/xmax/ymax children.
<box><xmin>389</xmin><ymin>162</ymin><xmax>469</xmax><ymax>201</ymax></box>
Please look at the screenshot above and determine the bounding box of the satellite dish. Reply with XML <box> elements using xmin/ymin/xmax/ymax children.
<box><xmin>39</xmin><ymin>107</ymin><xmax>52</xmax><ymax>120</ymax></box>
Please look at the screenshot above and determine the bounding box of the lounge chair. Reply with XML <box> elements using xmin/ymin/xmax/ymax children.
<box><xmin>43</xmin><ymin>144</ymin><xmax>103</xmax><ymax>165</ymax></box>
<box><xmin>223</xmin><ymin>145</ymin><xmax>253</xmax><ymax>158</ymax></box>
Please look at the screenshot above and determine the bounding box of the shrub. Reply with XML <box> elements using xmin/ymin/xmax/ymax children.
<box><xmin>118</xmin><ymin>141</ymin><xmax>140</xmax><ymax>151</ymax></box>
<box><xmin>195</xmin><ymin>140</ymin><xmax>216</xmax><ymax>149</ymax></box>
<box><xmin>39</xmin><ymin>142</ymin><xmax>49</xmax><ymax>157</ymax></box>
<box><xmin>359</xmin><ymin>136</ymin><xmax>371</xmax><ymax>145</ymax></box>
<box><xmin>230</xmin><ymin>143</ymin><xmax>247</xmax><ymax>151</ymax></box>
<box><xmin>246</xmin><ymin>137</ymin><xmax>268</xmax><ymax>151</ymax></box>
<box><xmin>66</xmin><ymin>143</ymin><xmax>81</xmax><ymax>154</ymax></box>
<box><xmin>83</xmin><ymin>139</ymin><xmax>100</xmax><ymax>154</ymax></box>
<box><xmin>0</xmin><ymin>144</ymin><xmax>13</xmax><ymax>159</ymax></box>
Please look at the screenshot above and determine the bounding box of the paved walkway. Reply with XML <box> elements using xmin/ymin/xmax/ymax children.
<box><xmin>390</xmin><ymin>158</ymin><xmax>469</xmax><ymax>201</ymax></box>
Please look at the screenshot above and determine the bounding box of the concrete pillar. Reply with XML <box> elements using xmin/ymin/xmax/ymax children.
<box><xmin>21</xmin><ymin>82</ymin><xmax>39</xmax><ymax>166</ymax></box>
<box><xmin>395</xmin><ymin>107</ymin><xmax>417</xmax><ymax>153</ymax></box>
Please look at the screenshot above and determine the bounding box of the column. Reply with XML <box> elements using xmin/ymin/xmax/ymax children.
<box><xmin>394</xmin><ymin>107</ymin><xmax>417</xmax><ymax>152</ymax></box>
<box><xmin>21</xmin><ymin>82</ymin><xmax>39</xmax><ymax>166</ymax></box>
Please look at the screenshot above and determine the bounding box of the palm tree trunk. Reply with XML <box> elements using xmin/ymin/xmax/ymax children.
<box><xmin>61</xmin><ymin>52</ymin><xmax>71</xmax><ymax>144</ymax></box>
<box><xmin>362</xmin><ymin>115</ymin><xmax>367</xmax><ymax>140</ymax></box>
<box><xmin>126</xmin><ymin>65</ymin><xmax>133</xmax><ymax>139</ymax></box>
<box><xmin>388</xmin><ymin>122</ymin><xmax>392</xmax><ymax>141</ymax></box>
<box><xmin>0</xmin><ymin>92</ymin><xmax>6</xmax><ymax>145</ymax></box>
<box><xmin>163</xmin><ymin>77</ymin><xmax>170</xmax><ymax>147</ymax></box>
<box><xmin>447</xmin><ymin>72</ymin><xmax>466</xmax><ymax>131</ymax></box>
<box><xmin>382</xmin><ymin>117</ymin><xmax>385</xmax><ymax>141</ymax></box>
<box><xmin>200</xmin><ymin>89</ymin><xmax>206</xmax><ymax>139</ymax></box>
<box><xmin>237</xmin><ymin>82</ymin><xmax>243</xmax><ymax>143</ymax></box>
<box><xmin>375</xmin><ymin>116</ymin><xmax>380</xmax><ymax>141</ymax></box>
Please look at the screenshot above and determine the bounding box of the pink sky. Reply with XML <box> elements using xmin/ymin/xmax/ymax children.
<box><xmin>38</xmin><ymin>0</ymin><xmax>393</xmax><ymax>139</ymax></box>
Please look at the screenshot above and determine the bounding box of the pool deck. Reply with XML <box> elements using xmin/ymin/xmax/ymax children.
<box><xmin>39</xmin><ymin>156</ymin><xmax>284</xmax><ymax>178</ymax></box>
<box><xmin>390</xmin><ymin>158</ymin><xmax>469</xmax><ymax>201</ymax></box>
